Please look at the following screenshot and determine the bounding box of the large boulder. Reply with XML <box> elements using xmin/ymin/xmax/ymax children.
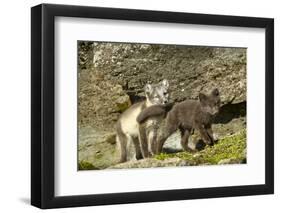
<box><xmin>79</xmin><ymin>42</ymin><xmax>246</xmax><ymax>128</ymax></box>
<box><xmin>78</xmin><ymin>68</ymin><xmax>131</xmax><ymax>129</ymax></box>
<box><xmin>86</xmin><ymin>42</ymin><xmax>246</xmax><ymax>104</ymax></box>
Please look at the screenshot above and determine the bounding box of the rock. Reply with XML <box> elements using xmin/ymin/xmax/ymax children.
<box><xmin>78</xmin><ymin>69</ymin><xmax>130</xmax><ymax>129</ymax></box>
<box><xmin>78</xmin><ymin>42</ymin><xmax>246</xmax><ymax>129</ymax></box>
<box><xmin>218</xmin><ymin>158</ymin><xmax>245</xmax><ymax>165</ymax></box>
<box><xmin>79</xmin><ymin>126</ymin><xmax>246</xmax><ymax>170</ymax></box>
<box><xmin>108</xmin><ymin>157</ymin><xmax>191</xmax><ymax>169</ymax></box>
<box><xmin>78</xmin><ymin>41</ymin><xmax>94</xmax><ymax>70</ymax></box>
<box><xmin>163</xmin><ymin>131</ymin><xmax>182</xmax><ymax>152</ymax></box>
<box><xmin>78</xmin><ymin>127</ymin><xmax>119</xmax><ymax>169</ymax></box>
<box><xmin>84</xmin><ymin>42</ymin><xmax>246</xmax><ymax>104</ymax></box>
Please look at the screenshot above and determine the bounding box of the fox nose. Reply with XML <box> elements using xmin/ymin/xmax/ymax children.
<box><xmin>164</xmin><ymin>100</ymin><xmax>168</xmax><ymax>104</ymax></box>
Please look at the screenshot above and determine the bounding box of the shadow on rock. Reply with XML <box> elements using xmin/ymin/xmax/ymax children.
<box><xmin>214</xmin><ymin>101</ymin><xmax>246</xmax><ymax>124</ymax></box>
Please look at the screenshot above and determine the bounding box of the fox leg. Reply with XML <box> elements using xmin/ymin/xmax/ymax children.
<box><xmin>179</xmin><ymin>128</ymin><xmax>193</xmax><ymax>152</ymax></box>
<box><xmin>197</xmin><ymin>125</ymin><xmax>213</xmax><ymax>145</ymax></box>
<box><xmin>117</xmin><ymin>135</ymin><xmax>128</xmax><ymax>163</ymax></box>
<box><xmin>148</xmin><ymin>129</ymin><xmax>157</xmax><ymax>155</ymax></box>
<box><xmin>131</xmin><ymin>137</ymin><xmax>143</xmax><ymax>160</ymax></box>
<box><xmin>206</xmin><ymin>125</ymin><xmax>215</xmax><ymax>144</ymax></box>
<box><xmin>138</xmin><ymin>125</ymin><xmax>150</xmax><ymax>158</ymax></box>
<box><xmin>156</xmin><ymin>122</ymin><xmax>177</xmax><ymax>154</ymax></box>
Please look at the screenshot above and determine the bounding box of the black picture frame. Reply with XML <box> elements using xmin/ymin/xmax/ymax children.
<box><xmin>31</xmin><ymin>3</ymin><xmax>274</xmax><ymax>209</ymax></box>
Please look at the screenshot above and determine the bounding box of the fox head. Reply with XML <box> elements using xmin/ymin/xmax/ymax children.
<box><xmin>144</xmin><ymin>79</ymin><xmax>169</xmax><ymax>105</ymax></box>
<box><xmin>199</xmin><ymin>88</ymin><xmax>221</xmax><ymax>115</ymax></box>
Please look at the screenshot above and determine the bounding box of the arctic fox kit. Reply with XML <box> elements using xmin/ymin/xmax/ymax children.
<box><xmin>116</xmin><ymin>79</ymin><xmax>169</xmax><ymax>163</ymax></box>
<box><xmin>137</xmin><ymin>88</ymin><xmax>221</xmax><ymax>154</ymax></box>
<box><xmin>136</xmin><ymin>102</ymin><xmax>173</xmax><ymax>155</ymax></box>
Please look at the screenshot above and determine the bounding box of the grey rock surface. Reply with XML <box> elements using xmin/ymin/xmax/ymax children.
<box><xmin>79</xmin><ymin>42</ymin><xmax>246</xmax><ymax>129</ymax></box>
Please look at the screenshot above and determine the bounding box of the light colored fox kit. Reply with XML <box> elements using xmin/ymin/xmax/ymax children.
<box><xmin>116</xmin><ymin>79</ymin><xmax>169</xmax><ymax>163</ymax></box>
<box><xmin>137</xmin><ymin>102</ymin><xmax>173</xmax><ymax>155</ymax></box>
<box><xmin>137</xmin><ymin>88</ymin><xmax>221</xmax><ymax>154</ymax></box>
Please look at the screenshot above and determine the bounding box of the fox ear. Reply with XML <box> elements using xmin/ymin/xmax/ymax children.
<box><xmin>162</xmin><ymin>79</ymin><xmax>169</xmax><ymax>89</ymax></box>
<box><xmin>199</xmin><ymin>93</ymin><xmax>207</xmax><ymax>103</ymax></box>
<box><xmin>144</xmin><ymin>84</ymin><xmax>152</xmax><ymax>95</ymax></box>
<box><xmin>212</xmin><ymin>88</ymin><xmax>219</xmax><ymax>96</ymax></box>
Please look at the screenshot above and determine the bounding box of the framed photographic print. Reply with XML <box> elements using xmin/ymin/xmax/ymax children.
<box><xmin>31</xmin><ymin>3</ymin><xmax>274</xmax><ymax>209</ymax></box>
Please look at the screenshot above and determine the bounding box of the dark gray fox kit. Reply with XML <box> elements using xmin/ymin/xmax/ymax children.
<box><xmin>137</xmin><ymin>88</ymin><xmax>221</xmax><ymax>154</ymax></box>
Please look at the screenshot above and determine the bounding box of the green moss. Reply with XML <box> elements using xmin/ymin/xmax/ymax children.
<box><xmin>156</xmin><ymin>152</ymin><xmax>175</xmax><ymax>160</ymax></box>
<box><xmin>78</xmin><ymin>160</ymin><xmax>98</xmax><ymax>170</ymax></box>
<box><xmin>155</xmin><ymin>129</ymin><xmax>246</xmax><ymax>165</ymax></box>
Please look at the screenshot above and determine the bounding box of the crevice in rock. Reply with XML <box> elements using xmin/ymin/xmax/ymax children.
<box><xmin>214</xmin><ymin>101</ymin><xmax>246</xmax><ymax>124</ymax></box>
<box><xmin>127</xmin><ymin>92</ymin><xmax>146</xmax><ymax>104</ymax></box>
